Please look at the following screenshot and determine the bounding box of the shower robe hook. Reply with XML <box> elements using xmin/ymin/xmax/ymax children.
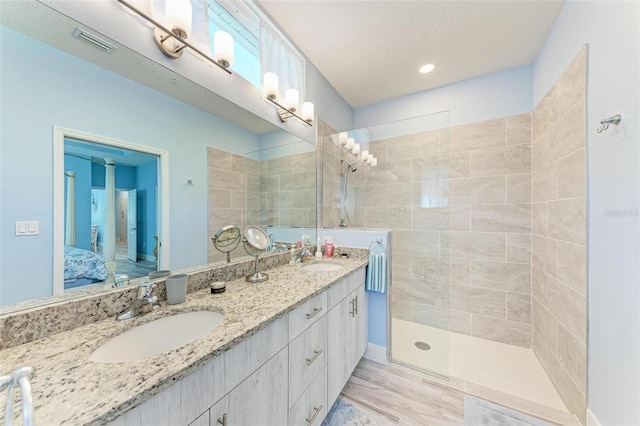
<box><xmin>596</xmin><ymin>114</ymin><xmax>622</xmax><ymax>133</ymax></box>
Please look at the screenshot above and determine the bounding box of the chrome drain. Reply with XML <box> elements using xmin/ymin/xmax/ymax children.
<box><xmin>415</xmin><ymin>341</ymin><xmax>431</xmax><ymax>351</ymax></box>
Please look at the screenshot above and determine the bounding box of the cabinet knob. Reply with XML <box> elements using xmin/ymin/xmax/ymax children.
<box><xmin>305</xmin><ymin>405</ymin><xmax>323</xmax><ymax>425</ymax></box>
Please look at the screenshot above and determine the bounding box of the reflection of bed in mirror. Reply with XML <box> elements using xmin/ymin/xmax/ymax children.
<box><xmin>64</xmin><ymin>246</ymin><xmax>108</xmax><ymax>289</ymax></box>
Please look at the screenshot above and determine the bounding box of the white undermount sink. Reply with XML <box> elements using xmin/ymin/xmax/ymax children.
<box><xmin>89</xmin><ymin>310</ymin><xmax>225</xmax><ymax>364</ymax></box>
<box><xmin>302</xmin><ymin>262</ymin><xmax>343</xmax><ymax>272</ymax></box>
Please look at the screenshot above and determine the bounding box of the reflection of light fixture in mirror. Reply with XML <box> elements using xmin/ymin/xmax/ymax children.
<box><xmin>337</xmin><ymin>134</ymin><xmax>377</xmax><ymax>167</ymax></box>
<box><xmin>243</xmin><ymin>226</ymin><xmax>270</xmax><ymax>283</ymax></box>
<box><xmin>115</xmin><ymin>0</ymin><xmax>233</xmax><ymax>74</ymax></box>
<box><xmin>212</xmin><ymin>225</ymin><xmax>241</xmax><ymax>263</ymax></box>
<box><xmin>262</xmin><ymin>73</ymin><xmax>314</xmax><ymax>126</ymax></box>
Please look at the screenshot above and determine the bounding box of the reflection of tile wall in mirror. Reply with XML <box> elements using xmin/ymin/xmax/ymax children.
<box><xmin>207</xmin><ymin>140</ymin><xmax>317</xmax><ymax>264</ymax></box>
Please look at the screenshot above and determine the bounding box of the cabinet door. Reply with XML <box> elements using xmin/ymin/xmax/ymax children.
<box><xmin>288</xmin><ymin>315</ymin><xmax>328</xmax><ymax>406</ymax></box>
<box><xmin>213</xmin><ymin>348</ymin><xmax>288</xmax><ymax>426</ymax></box>
<box><xmin>327</xmin><ymin>294</ymin><xmax>354</xmax><ymax>406</ymax></box>
<box><xmin>352</xmin><ymin>284</ymin><xmax>368</xmax><ymax>369</ymax></box>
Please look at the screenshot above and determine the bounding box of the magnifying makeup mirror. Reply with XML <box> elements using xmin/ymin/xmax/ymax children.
<box><xmin>212</xmin><ymin>225</ymin><xmax>241</xmax><ymax>263</ymax></box>
<box><xmin>243</xmin><ymin>225</ymin><xmax>270</xmax><ymax>283</ymax></box>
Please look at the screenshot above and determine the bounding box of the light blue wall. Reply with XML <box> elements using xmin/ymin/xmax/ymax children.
<box><xmin>533</xmin><ymin>2</ymin><xmax>640</xmax><ymax>424</ymax></box>
<box><xmin>0</xmin><ymin>26</ymin><xmax>261</xmax><ymax>305</ymax></box>
<box><xmin>354</xmin><ymin>64</ymin><xmax>532</xmax><ymax>129</ymax></box>
<box><xmin>136</xmin><ymin>161</ymin><xmax>158</xmax><ymax>259</ymax></box>
<box><xmin>63</xmin><ymin>155</ymin><xmax>92</xmax><ymax>251</ymax></box>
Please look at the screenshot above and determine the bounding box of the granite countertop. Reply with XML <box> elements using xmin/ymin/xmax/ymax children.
<box><xmin>0</xmin><ymin>257</ymin><xmax>368</xmax><ymax>425</ymax></box>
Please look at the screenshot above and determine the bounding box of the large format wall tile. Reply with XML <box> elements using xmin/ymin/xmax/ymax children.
<box><xmin>360</xmin><ymin>114</ymin><xmax>532</xmax><ymax>348</ymax></box>
<box><xmin>447</xmin><ymin>176</ymin><xmax>506</xmax><ymax>205</ymax></box>
<box><xmin>506</xmin><ymin>233</ymin><xmax>531</xmax><ymax>263</ymax></box>
<box><xmin>548</xmin><ymin>198</ymin><xmax>587</xmax><ymax>245</ymax></box>
<box><xmin>442</xmin><ymin>232</ymin><xmax>506</xmax><ymax>261</ymax></box>
<box><xmin>445</xmin><ymin>118</ymin><xmax>506</xmax><ymax>153</ymax></box>
<box><xmin>506</xmin><ymin>113</ymin><xmax>532</xmax><ymax>146</ymax></box>
<box><xmin>530</xmin><ymin>47</ymin><xmax>587</xmax><ymax>423</ymax></box>
<box><xmin>470</xmin><ymin>204</ymin><xmax>531</xmax><ymax>233</ymax></box>
<box><xmin>471</xmin><ymin>315</ymin><xmax>531</xmax><ymax>347</ymax></box>
<box><xmin>469</xmin><ymin>144</ymin><xmax>531</xmax><ymax>177</ymax></box>
<box><xmin>532</xmin><ymin>235</ymin><xmax>558</xmax><ymax>276</ymax></box>
<box><xmin>470</xmin><ymin>260</ymin><xmax>531</xmax><ymax>293</ymax></box>
<box><xmin>557</xmin><ymin>242</ymin><xmax>586</xmax><ymax>295</ymax></box>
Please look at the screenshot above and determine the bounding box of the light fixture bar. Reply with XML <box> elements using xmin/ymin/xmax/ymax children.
<box><xmin>265</xmin><ymin>95</ymin><xmax>312</xmax><ymax>126</ymax></box>
<box><xmin>115</xmin><ymin>0</ymin><xmax>232</xmax><ymax>74</ymax></box>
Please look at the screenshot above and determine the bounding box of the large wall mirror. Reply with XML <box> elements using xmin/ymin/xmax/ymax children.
<box><xmin>0</xmin><ymin>2</ymin><xmax>317</xmax><ymax>310</ymax></box>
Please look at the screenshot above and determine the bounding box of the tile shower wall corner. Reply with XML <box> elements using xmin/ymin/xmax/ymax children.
<box><xmin>208</xmin><ymin>146</ymin><xmax>317</xmax><ymax>263</ymax></box>
<box><xmin>531</xmin><ymin>46</ymin><xmax>587</xmax><ymax>424</ymax></box>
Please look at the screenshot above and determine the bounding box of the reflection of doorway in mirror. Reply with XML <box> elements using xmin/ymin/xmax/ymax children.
<box><xmin>116</xmin><ymin>191</ymin><xmax>128</xmax><ymax>243</ymax></box>
<box><xmin>57</xmin><ymin>128</ymin><xmax>168</xmax><ymax>294</ymax></box>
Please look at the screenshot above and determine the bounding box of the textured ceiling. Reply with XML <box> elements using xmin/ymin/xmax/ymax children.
<box><xmin>259</xmin><ymin>0</ymin><xmax>565</xmax><ymax>108</ymax></box>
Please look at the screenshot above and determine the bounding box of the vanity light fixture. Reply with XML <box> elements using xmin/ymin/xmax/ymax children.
<box><xmin>336</xmin><ymin>133</ymin><xmax>377</xmax><ymax>168</ymax></box>
<box><xmin>115</xmin><ymin>0</ymin><xmax>234</xmax><ymax>74</ymax></box>
<box><xmin>262</xmin><ymin>73</ymin><xmax>314</xmax><ymax>126</ymax></box>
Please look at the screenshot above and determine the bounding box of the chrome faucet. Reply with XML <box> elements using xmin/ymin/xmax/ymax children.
<box><xmin>117</xmin><ymin>282</ymin><xmax>160</xmax><ymax>320</ymax></box>
<box><xmin>293</xmin><ymin>244</ymin><xmax>313</xmax><ymax>263</ymax></box>
<box><xmin>1</xmin><ymin>366</ymin><xmax>35</xmax><ymax>426</ymax></box>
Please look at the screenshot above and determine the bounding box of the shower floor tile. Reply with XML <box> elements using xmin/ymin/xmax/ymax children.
<box><xmin>391</xmin><ymin>319</ymin><xmax>568</xmax><ymax>412</ymax></box>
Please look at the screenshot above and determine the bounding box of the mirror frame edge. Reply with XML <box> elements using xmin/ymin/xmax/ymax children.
<box><xmin>52</xmin><ymin>125</ymin><xmax>170</xmax><ymax>295</ymax></box>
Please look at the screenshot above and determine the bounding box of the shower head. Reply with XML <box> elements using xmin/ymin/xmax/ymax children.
<box><xmin>341</xmin><ymin>159</ymin><xmax>357</xmax><ymax>173</ymax></box>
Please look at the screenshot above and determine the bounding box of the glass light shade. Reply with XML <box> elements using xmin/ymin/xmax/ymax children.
<box><xmin>213</xmin><ymin>31</ymin><xmax>234</xmax><ymax>67</ymax></box>
<box><xmin>361</xmin><ymin>150</ymin><xmax>369</xmax><ymax>162</ymax></box>
<box><xmin>371</xmin><ymin>158</ymin><xmax>378</xmax><ymax>167</ymax></box>
<box><xmin>285</xmin><ymin>89</ymin><xmax>299</xmax><ymax>111</ymax></box>
<box><xmin>352</xmin><ymin>143</ymin><xmax>360</xmax><ymax>155</ymax></box>
<box><xmin>302</xmin><ymin>102</ymin><xmax>314</xmax><ymax>122</ymax></box>
<box><xmin>338</xmin><ymin>132</ymin><xmax>348</xmax><ymax>145</ymax></box>
<box><xmin>263</xmin><ymin>72</ymin><xmax>279</xmax><ymax>99</ymax></box>
<box><xmin>165</xmin><ymin>0</ymin><xmax>192</xmax><ymax>36</ymax></box>
<box><xmin>345</xmin><ymin>137</ymin><xmax>355</xmax><ymax>150</ymax></box>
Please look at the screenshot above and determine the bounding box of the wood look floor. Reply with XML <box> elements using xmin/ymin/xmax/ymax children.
<box><xmin>341</xmin><ymin>358</ymin><xmax>465</xmax><ymax>425</ymax></box>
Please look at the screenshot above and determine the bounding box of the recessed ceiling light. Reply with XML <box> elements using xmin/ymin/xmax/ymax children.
<box><xmin>419</xmin><ymin>63</ymin><xmax>436</xmax><ymax>74</ymax></box>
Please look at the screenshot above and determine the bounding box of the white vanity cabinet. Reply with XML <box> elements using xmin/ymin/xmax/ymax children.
<box><xmin>327</xmin><ymin>269</ymin><xmax>368</xmax><ymax>408</ymax></box>
<box><xmin>208</xmin><ymin>348</ymin><xmax>288</xmax><ymax>426</ymax></box>
<box><xmin>106</xmin><ymin>265</ymin><xmax>368</xmax><ymax>426</ymax></box>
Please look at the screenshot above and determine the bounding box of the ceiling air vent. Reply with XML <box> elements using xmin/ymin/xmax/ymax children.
<box><xmin>72</xmin><ymin>28</ymin><xmax>116</xmax><ymax>53</ymax></box>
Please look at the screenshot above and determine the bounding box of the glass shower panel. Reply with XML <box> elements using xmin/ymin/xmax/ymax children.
<box><xmin>365</xmin><ymin>111</ymin><xmax>452</xmax><ymax>378</ymax></box>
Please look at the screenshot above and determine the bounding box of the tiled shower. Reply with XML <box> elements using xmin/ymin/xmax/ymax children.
<box><xmin>321</xmin><ymin>48</ymin><xmax>587</xmax><ymax>423</ymax></box>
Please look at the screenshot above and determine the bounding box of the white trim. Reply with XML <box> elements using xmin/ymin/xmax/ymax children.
<box><xmin>363</xmin><ymin>343</ymin><xmax>389</xmax><ymax>364</ymax></box>
<box><xmin>53</xmin><ymin>126</ymin><xmax>170</xmax><ymax>293</ymax></box>
<box><xmin>586</xmin><ymin>409</ymin><xmax>601</xmax><ymax>426</ymax></box>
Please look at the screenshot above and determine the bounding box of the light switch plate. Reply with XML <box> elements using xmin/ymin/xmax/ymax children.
<box><xmin>15</xmin><ymin>221</ymin><xmax>39</xmax><ymax>236</ymax></box>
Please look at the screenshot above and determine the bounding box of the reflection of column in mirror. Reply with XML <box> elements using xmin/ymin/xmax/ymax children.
<box><xmin>103</xmin><ymin>158</ymin><xmax>116</xmax><ymax>284</ymax></box>
<box><xmin>64</xmin><ymin>171</ymin><xmax>76</xmax><ymax>247</ymax></box>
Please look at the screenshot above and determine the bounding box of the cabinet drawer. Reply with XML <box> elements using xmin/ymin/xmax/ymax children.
<box><xmin>289</xmin><ymin>291</ymin><xmax>327</xmax><ymax>341</ymax></box>
<box><xmin>288</xmin><ymin>366</ymin><xmax>327</xmax><ymax>426</ymax></box>
<box><xmin>327</xmin><ymin>267</ymin><xmax>366</xmax><ymax>308</ymax></box>
<box><xmin>288</xmin><ymin>315</ymin><xmax>328</xmax><ymax>405</ymax></box>
<box><xmin>224</xmin><ymin>315</ymin><xmax>288</xmax><ymax>392</ymax></box>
